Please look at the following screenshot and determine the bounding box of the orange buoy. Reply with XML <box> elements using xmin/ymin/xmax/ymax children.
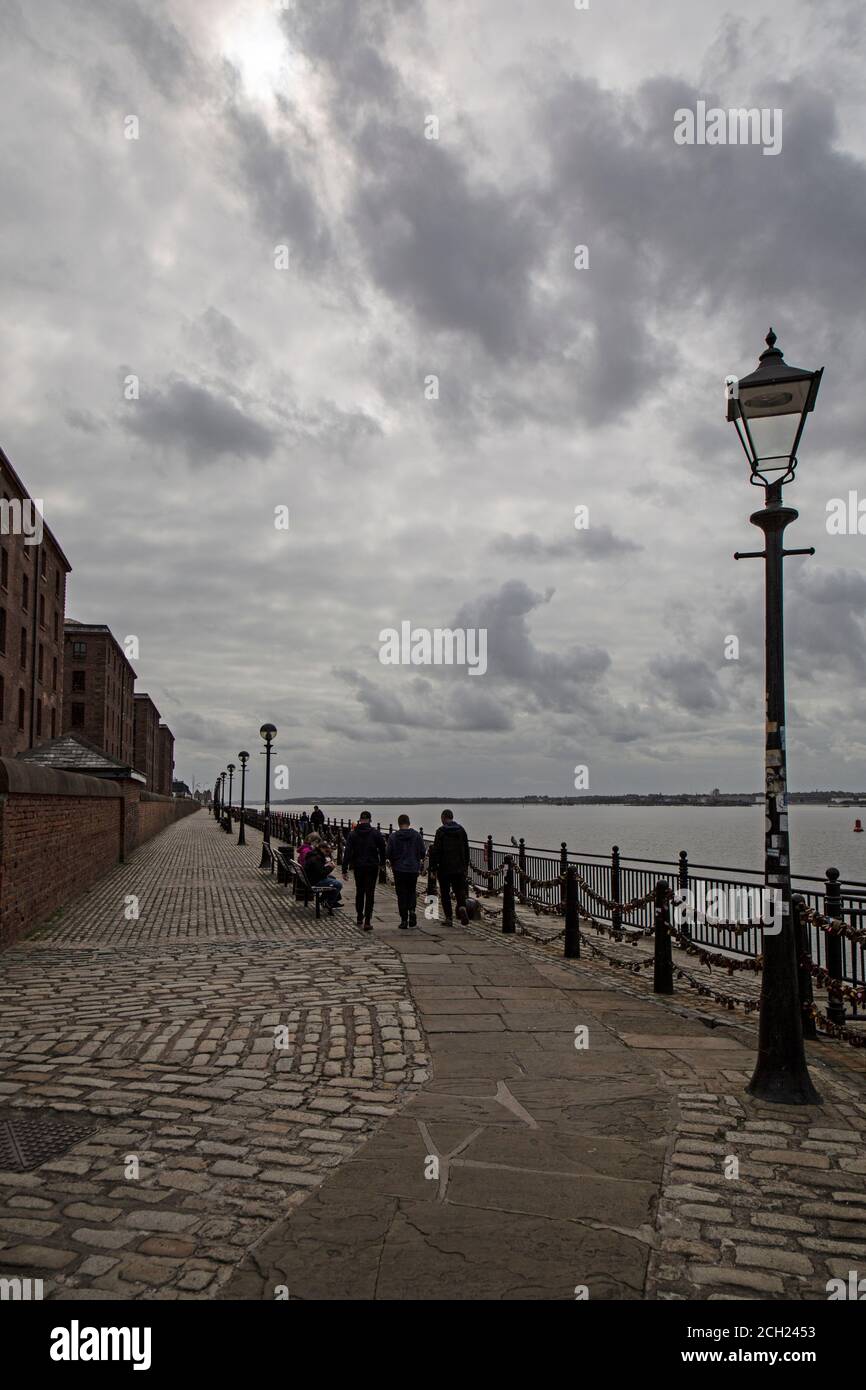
<box><xmin>855</xmin><ymin>818</ymin><xmax>863</xmax><ymax>833</ymax></box>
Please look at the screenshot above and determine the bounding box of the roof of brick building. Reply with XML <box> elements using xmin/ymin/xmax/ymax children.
<box><xmin>16</xmin><ymin>733</ymin><xmax>145</xmax><ymax>782</ymax></box>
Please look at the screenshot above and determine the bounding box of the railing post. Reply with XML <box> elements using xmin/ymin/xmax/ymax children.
<box><xmin>611</xmin><ymin>845</ymin><xmax>622</xmax><ymax>932</ymax></box>
<box><xmin>378</xmin><ymin>821</ymin><xmax>387</xmax><ymax>885</ymax></box>
<box><xmin>485</xmin><ymin>834</ymin><xmax>493</xmax><ymax>870</ymax></box>
<box><xmin>794</xmin><ymin>894</ymin><xmax>817</xmax><ymax>1040</ymax></box>
<box><xmin>824</xmin><ymin>868</ymin><xmax>846</xmax><ymax>1027</ymax></box>
<box><xmin>653</xmin><ymin>880</ymin><xmax>673</xmax><ymax>994</ymax></box>
<box><xmin>518</xmin><ymin>838</ymin><xmax>526</xmax><ymax>905</ymax></box>
<box><xmin>560</xmin><ymin>842</ymin><xmax>567</xmax><ymax>912</ymax></box>
<box><xmin>563</xmin><ymin>866</ymin><xmax>580</xmax><ymax>958</ymax></box>
<box><xmin>678</xmin><ymin>850</ymin><xmax>690</xmax><ymax>941</ymax></box>
<box><xmin>502</xmin><ymin>857</ymin><xmax>516</xmax><ymax>934</ymax></box>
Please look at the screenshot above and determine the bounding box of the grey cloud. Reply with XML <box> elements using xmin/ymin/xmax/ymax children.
<box><xmin>122</xmin><ymin>378</ymin><xmax>274</xmax><ymax>464</ymax></box>
<box><xmin>228</xmin><ymin>105</ymin><xmax>332</xmax><ymax>271</ymax></box>
<box><xmin>64</xmin><ymin>407</ymin><xmax>102</xmax><ymax>434</ymax></box>
<box><xmin>647</xmin><ymin>654</ymin><xmax>728</xmax><ymax>713</ymax></box>
<box><xmin>495</xmin><ymin>527</ymin><xmax>641</xmax><ymax>560</ymax></box>
<box><xmin>81</xmin><ymin>0</ymin><xmax>195</xmax><ymax>102</ymax></box>
<box><xmin>453</xmin><ymin>580</ymin><xmax>611</xmax><ymax>713</ymax></box>
<box><xmin>186</xmin><ymin>308</ymin><xmax>258</xmax><ymax>376</ymax></box>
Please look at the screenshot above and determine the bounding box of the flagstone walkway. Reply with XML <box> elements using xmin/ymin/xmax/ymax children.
<box><xmin>0</xmin><ymin>811</ymin><xmax>864</xmax><ymax>1300</ymax></box>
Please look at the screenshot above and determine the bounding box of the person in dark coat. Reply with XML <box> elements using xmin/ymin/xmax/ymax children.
<box><xmin>341</xmin><ymin>811</ymin><xmax>387</xmax><ymax>930</ymax></box>
<box><xmin>386</xmin><ymin>815</ymin><xmax>426</xmax><ymax>928</ymax></box>
<box><xmin>430</xmin><ymin>809</ymin><xmax>470</xmax><ymax>925</ymax></box>
<box><xmin>310</xmin><ymin>806</ymin><xmax>325</xmax><ymax>831</ymax></box>
<box><xmin>303</xmin><ymin>840</ymin><xmax>343</xmax><ymax>910</ymax></box>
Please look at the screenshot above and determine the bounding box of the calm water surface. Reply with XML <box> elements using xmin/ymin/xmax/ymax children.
<box><xmin>250</xmin><ymin>803</ymin><xmax>866</xmax><ymax>885</ymax></box>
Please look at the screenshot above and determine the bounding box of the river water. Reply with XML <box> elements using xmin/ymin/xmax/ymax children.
<box><xmin>247</xmin><ymin>803</ymin><xmax>866</xmax><ymax>885</ymax></box>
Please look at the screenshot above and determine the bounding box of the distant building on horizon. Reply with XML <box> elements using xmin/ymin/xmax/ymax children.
<box><xmin>158</xmin><ymin>724</ymin><xmax>174</xmax><ymax>797</ymax></box>
<box><xmin>63</xmin><ymin>620</ymin><xmax>136</xmax><ymax>765</ymax></box>
<box><xmin>133</xmin><ymin>692</ymin><xmax>161</xmax><ymax>792</ymax></box>
<box><xmin>0</xmin><ymin>445</ymin><xmax>71</xmax><ymax>759</ymax></box>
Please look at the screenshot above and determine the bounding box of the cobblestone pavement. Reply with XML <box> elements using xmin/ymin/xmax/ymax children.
<box><xmin>2</xmin><ymin>812</ymin><xmax>864</xmax><ymax>1301</ymax></box>
<box><xmin>0</xmin><ymin>813</ymin><xmax>426</xmax><ymax>1299</ymax></box>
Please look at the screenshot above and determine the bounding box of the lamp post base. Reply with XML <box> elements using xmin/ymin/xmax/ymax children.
<box><xmin>747</xmin><ymin>1062</ymin><xmax>820</xmax><ymax>1106</ymax></box>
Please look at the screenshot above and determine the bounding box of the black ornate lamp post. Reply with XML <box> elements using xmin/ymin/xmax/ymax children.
<box><xmin>213</xmin><ymin>776</ymin><xmax>221</xmax><ymax>821</ymax></box>
<box><xmin>237</xmin><ymin>751</ymin><xmax>249</xmax><ymax>846</ymax></box>
<box><xmin>225</xmin><ymin>763</ymin><xmax>235</xmax><ymax>832</ymax></box>
<box><xmin>259</xmin><ymin>723</ymin><xmax>277</xmax><ymax>868</ymax></box>
<box><xmin>727</xmin><ymin>328</ymin><xmax>823</xmax><ymax>1105</ymax></box>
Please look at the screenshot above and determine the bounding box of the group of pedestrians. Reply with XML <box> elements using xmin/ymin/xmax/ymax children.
<box><xmin>297</xmin><ymin>808</ymin><xmax>474</xmax><ymax>933</ymax></box>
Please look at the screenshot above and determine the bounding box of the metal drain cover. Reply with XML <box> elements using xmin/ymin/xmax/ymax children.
<box><xmin>0</xmin><ymin>1110</ymin><xmax>100</xmax><ymax>1172</ymax></box>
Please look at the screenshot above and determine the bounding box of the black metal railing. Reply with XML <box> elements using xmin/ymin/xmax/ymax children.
<box><xmin>229</xmin><ymin>809</ymin><xmax>865</xmax><ymax>1023</ymax></box>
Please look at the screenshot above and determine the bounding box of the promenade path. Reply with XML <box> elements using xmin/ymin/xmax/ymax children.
<box><xmin>1</xmin><ymin>811</ymin><xmax>864</xmax><ymax>1301</ymax></box>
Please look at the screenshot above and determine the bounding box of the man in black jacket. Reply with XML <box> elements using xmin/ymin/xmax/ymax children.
<box><xmin>341</xmin><ymin>811</ymin><xmax>387</xmax><ymax>930</ymax></box>
<box><xmin>386</xmin><ymin>815</ymin><xmax>426</xmax><ymax>929</ymax></box>
<box><xmin>310</xmin><ymin>806</ymin><xmax>325</xmax><ymax>831</ymax></box>
<box><xmin>430</xmin><ymin>809</ymin><xmax>470</xmax><ymax>925</ymax></box>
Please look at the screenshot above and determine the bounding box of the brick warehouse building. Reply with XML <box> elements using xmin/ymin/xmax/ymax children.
<box><xmin>0</xmin><ymin>445</ymin><xmax>71</xmax><ymax>758</ymax></box>
<box><xmin>158</xmin><ymin>723</ymin><xmax>175</xmax><ymax>796</ymax></box>
<box><xmin>133</xmin><ymin>692</ymin><xmax>161</xmax><ymax>791</ymax></box>
<box><xmin>63</xmin><ymin>620</ymin><xmax>136</xmax><ymax>764</ymax></box>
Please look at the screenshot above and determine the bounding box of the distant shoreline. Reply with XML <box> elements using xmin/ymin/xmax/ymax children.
<box><xmin>262</xmin><ymin>795</ymin><xmax>866</xmax><ymax>808</ymax></box>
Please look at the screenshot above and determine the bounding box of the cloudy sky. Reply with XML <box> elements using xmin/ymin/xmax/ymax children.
<box><xmin>1</xmin><ymin>0</ymin><xmax>865</xmax><ymax>798</ymax></box>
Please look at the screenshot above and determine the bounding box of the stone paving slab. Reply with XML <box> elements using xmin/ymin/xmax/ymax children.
<box><xmin>222</xmin><ymin>905</ymin><xmax>866</xmax><ymax>1301</ymax></box>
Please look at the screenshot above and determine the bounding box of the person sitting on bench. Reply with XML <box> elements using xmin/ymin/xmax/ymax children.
<box><xmin>303</xmin><ymin>839</ymin><xmax>343</xmax><ymax>908</ymax></box>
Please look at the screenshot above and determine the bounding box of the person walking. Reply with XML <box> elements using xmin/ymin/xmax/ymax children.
<box><xmin>341</xmin><ymin>811</ymin><xmax>386</xmax><ymax>931</ymax></box>
<box><xmin>310</xmin><ymin>805</ymin><xmax>325</xmax><ymax>831</ymax></box>
<box><xmin>386</xmin><ymin>815</ymin><xmax>426</xmax><ymax>929</ymax></box>
<box><xmin>299</xmin><ymin>809</ymin><xmax>310</xmax><ymax>835</ymax></box>
<box><xmin>430</xmin><ymin>809</ymin><xmax>471</xmax><ymax>925</ymax></box>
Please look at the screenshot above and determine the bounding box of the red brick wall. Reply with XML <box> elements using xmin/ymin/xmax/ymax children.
<box><xmin>0</xmin><ymin>792</ymin><xmax>120</xmax><ymax>949</ymax></box>
<box><xmin>0</xmin><ymin>760</ymin><xmax>200</xmax><ymax>948</ymax></box>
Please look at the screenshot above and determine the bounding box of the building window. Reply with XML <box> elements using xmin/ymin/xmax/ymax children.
<box><xmin>0</xmin><ymin>606</ymin><xmax>5</xmax><ymax>655</ymax></box>
<box><xmin>39</xmin><ymin>593</ymin><xmax>45</xmax><ymax>627</ymax></box>
<box><xmin>40</xmin><ymin>549</ymin><xmax>47</xmax><ymax>579</ymax></box>
<box><xmin>55</xmin><ymin>570</ymin><xmax>60</xmax><ymax>598</ymax></box>
<box><xmin>22</xmin><ymin>573</ymin><xmax>29</xmax><ymax>611</ymax></box>
<box><xmin>19</xmin><ymin>627</ymin><xmax>27</xmax><ymax>669</ymax></box>
<box><xmin>53</xmin><ymin>611</ymin><xmax>58</xmax><ymax>641</ymax></box>
<box><xmin>0</xmin><ymin>547</ymin><xmax>7</xmax><ymax>590</ymax></box>
<box><xmin>52</xmin><ymin>655</ymin><xmax>57</xmax><ymax>691</ymax></box>
<box><xmin>37</xmin><ymin>643</ymin><xmax>44</xmax><ymax>682</ymax></box>
<box><xmin>18</xmin><ymin>688</ymin><xmax>25</xmax><ymax>731</ymax></box>
<box><xmin>0</xmin><ymin>674</ymin><xmax>4</xmax><ymax>720</ymax></box>
<box><xmin>71</xmin><ymin>703</ymin><xmax>85</xmax><ymax>727</ymax></box>
<box><xmin>72</xmin><ymin>640</ymin><xmax>86</xmax><ymax>658</ymax></box>
<box><xmin>72</xmin><ymin>669</ymin><xmax>85</xmax><ymax>692</ymax></box>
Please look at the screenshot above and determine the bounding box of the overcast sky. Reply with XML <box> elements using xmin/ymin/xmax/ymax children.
<box><xmin>1</xmin><ymin>0</ymin><xmax>864</xmax><ymax>798</ymax></box>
